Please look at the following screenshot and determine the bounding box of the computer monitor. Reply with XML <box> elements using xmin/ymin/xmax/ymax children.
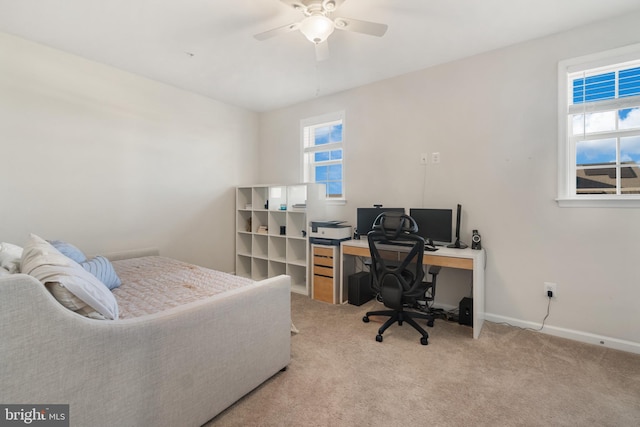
<box><xmin>356</xmin><ymin>207</ymin><xmax>404</xmax><ymax>238</ymax></box>
<box><xmin>447</xmin><ymin>203</ymin><xmax>468</xmax><ymax>248</ymax></box>
<box><xmin>409</xmin><ymin>208</ymin><xmax>453</xmax><ymax>246</ymax></box>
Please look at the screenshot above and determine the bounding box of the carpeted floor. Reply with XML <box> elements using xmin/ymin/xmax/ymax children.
<box><xmin>205</xmin><ymin>293</ymin><xmax>640</xmax><ymax>426</ymax></box>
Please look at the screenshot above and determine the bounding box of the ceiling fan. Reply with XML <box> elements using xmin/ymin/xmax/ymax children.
<box><xmin>254</xmin><ymin>0</ymin><xmax>388</xmax><ymax>61</ymax></box>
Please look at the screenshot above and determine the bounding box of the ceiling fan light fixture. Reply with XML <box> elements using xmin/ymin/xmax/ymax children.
<box><xmin>299</xmin><ymin>14</ymin><xmax>335</xmax><ymax>44</ymax></box>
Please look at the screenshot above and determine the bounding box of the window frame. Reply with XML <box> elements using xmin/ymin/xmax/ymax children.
<box><xmin>300</xmin><ymin>111</ymin><xmax>346</xmax><ymax>203</ymax></box>
<box><xmin>557</xmin><ymin>43</ymin><xmax>640</xmax><ymax>208</ymax></box>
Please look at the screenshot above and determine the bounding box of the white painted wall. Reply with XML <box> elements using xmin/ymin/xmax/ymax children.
<box><xmin>258</xmin><ymin>12</ymin><xmax>640</xmax><ymax>348</ymax></box>
<box><xmin>2</xmin><ymin>12</ymin><xmax>639</xmax><ymax>350</ymax></box>
<box><xmin>0</xmin><ymin>32</ymin><xmax>258</xmax><ymax>272</ymax></box>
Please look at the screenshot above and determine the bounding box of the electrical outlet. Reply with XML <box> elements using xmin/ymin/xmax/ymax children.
<box><xmin>431</xmin><ymin>152</ymin><xmax>441</xmax><ymax>164</ymax></box>
<box><xmin>544</xmin><ymin>282</ymin><xmax>557</xmax><ymax>298</ymax></box>
<box><xmin>420</xmin><ymin>153</ymin><xmax>428</xmax><ymax>164</ymax></box>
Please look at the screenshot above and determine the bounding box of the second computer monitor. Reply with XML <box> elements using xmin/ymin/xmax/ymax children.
<box><xmin>409</xmin><ymin>208</ymin><xmax>453</xmax><ymax>246</ymax></box>
<box><xmin>356</xmin><ymin>207</ymin><xmax>404</xmax><ymax>237</ymax></box>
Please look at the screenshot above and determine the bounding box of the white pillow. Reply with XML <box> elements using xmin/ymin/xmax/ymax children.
<box><xmin>46</xmin><ymin>282</ymin><xmax>109</xmax><ymax>320</ymax></box>
<box><xmin>0</xmin><ymin>267</ymin><xmax>10</xmax><ymax>277</ymax></box>
<box><xmin>0</xmin><ymin>242</ymin><xmax>23</xmax><ymax>273</ymax></box>
<box><xmin>20</xmin><ymin>234</ymin><xmax>119</xmax><ymax>320</ymax></box>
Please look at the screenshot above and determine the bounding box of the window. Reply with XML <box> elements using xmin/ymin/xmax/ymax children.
<box><xmin>301</xmin><ymin>111</ymin><xmax>345</xmax><ymax>200</ymax></box>
<box><xmin>558</xmin><ymin>44</ymin><xmax>640</xmax><ymax>207</ymax></box>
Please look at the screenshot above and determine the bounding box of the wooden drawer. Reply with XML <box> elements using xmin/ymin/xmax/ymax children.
<box><xmin>378</xmin><ymin>250</ymin><xmax>400</xmax><ymax>262</ymax></box>
<box><xmin>313</xmin><ymin>275</ymin><xmax>334</xmax><ymax>303</ymax></box>
<box><xmin>423</xmin><ymin>254</ymin><xmax>473</xmax><ymax>270</ymax></box>
<box><xmin>313</xmin><ymin>255</ymin><xmax>334</xmax><ymax>267</ymax></box>
<box><xmin>342</xmin><ymin>244</ymin><xmax>397</xmax><ymax>261</ymax></box>
<box><xmin>313</xmin><ymin>265</ymin><xmax>333</xmax><ymax>278</ymax></box>
<box><xmin>314</xmin><ymin>246</ymin><xmax>334</xmax><ymax>257</ymax></box>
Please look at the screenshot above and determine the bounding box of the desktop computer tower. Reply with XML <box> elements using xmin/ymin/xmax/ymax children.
<box><xmin>458</xmin><ymin>297</ymin><xmax>473</xmax><ymax>326</ymax></box>
<box><xmin>348</xmin><ymin>272</ymin><xmax>373</xmax><ymax>306</ymax></box>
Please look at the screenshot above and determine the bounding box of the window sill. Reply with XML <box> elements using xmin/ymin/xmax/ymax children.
<box><xmin>325</xmin><ymin>198</ymin><xmax>346</xmax><ymax>206</ymax></box>
<box><xmin>556</xmin><ymin>197</ymin><xmax>640</xmax><ymax>208</ymax></box>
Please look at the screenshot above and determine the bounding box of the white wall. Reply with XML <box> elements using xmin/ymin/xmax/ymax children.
<box><xmin>258</xmin><ymin>12</ymin><xmax>640</xmax><ymax>349</ymax></box>
<box><xmin>0</xmin><ymin>32</ymin><xmax>258</xmax><ymax>272</ymax></box>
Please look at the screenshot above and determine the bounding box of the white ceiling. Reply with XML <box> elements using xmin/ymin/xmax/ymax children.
<box><xmin>1</xmin><ymin>0</ymin><xmax>640</xmax><ymax>112</ymax></box>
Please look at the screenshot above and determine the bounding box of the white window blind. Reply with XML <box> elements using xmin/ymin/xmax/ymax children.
<box><xmin>558</xmin><ymin>44</ymin><xmax>640</xmax><ymax>206</ymax></box>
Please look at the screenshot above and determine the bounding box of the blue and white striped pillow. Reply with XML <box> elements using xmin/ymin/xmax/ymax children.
<box><xmin>48</xmin><ymin>240</ymin><xmax>87</xmax><ymax>263</ymax></box>
<box><xmin>81</xmin><ymin>256</ymin><xmax>122</xmax><ymax>290</ymax></box>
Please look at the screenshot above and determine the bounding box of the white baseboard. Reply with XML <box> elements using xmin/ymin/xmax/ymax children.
<box><xmin>103</xmin><ymin>247</ymin><xmax>160</xmax><ymax>261</ymax></box>
<box><xmin>485</xmin><ymin>313</ymin><xmax>640</xmax><ymax>355</ymax></box>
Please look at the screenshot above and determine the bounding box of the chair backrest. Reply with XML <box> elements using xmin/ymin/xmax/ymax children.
<box><xmin>367</xmin><ymin>212</ymin><xmax>425</xmax><ymax>310</ymax></box>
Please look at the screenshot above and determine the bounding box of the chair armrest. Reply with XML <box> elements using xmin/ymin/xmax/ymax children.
<box><xmin>428</xmin><ymin>265</ymin><xmax>442</xmax><ymax>276</ymax></box>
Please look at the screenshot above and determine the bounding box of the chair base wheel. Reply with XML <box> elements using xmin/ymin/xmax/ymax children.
<box><xmin>427</xmin><ymin>320</ymin><xmax>434</xmax><ymax>327</ymax></box>
<box><xmin>364</xmin><ymin>309</ymin><xmax>431</xmax><ymax>346</ymax></box>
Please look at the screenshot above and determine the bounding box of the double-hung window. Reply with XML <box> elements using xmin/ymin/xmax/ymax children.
<box><xmin>301</xmin><ymin>111</ymin><xmax>345</xmax><ymax>200</ymax></box>
<box><xmin>558</xmin><ymin>44</ymin><xmax>640</xmax><ymax>207</ymax></box>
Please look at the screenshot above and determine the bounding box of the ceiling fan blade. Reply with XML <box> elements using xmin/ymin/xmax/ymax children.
<box><xmin>334</xmin><ymin>17</ymin><xmax>388</xmax><ymax>37</ymax></box>
<box><xmin>315</xmin><ymin>41</ymin><xmax>330</xmax><ymax>61</ymax></box>
<box><xmin>254</xmin><ymin>22</ymin><xmax>300</xmax><ymax>41</ymax></box>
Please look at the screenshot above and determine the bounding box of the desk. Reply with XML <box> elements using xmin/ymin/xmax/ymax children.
<box><xmin>340</xmin><ymin>239</ymin><xmax>486</xmax><ymax>339</ymax></box>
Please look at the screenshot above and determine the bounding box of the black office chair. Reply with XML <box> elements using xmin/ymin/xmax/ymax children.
<box><xmin>414</xmin><ymin>264</ymin><xmax>442</xmax><ymax>318</ymax></box>
<box><xmin>362</xmin><ymin>212</ymin><xmax>439</xmax><ymax>345</ymax></box>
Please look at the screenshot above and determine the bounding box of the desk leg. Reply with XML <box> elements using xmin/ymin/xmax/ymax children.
<box><xmin>472</xmin><ymin>251</ymin><xmax>486</xmax><ymax>339</ymax></box>
<box><xmin>339</xmin><ymin>250</ymin><xmax>344</xmax><ymax>303</ymax></box>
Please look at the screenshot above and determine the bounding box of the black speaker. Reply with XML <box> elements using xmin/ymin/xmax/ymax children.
<box><xmin>458</xmin><ymin>297</ymin><xmax>473</xmax><ymax>326</ymax></box>
<box><xmin>471</xmin><ymin>229</ymin><xmax>482</xmax><ymax>250</ymax></box>
<box><xmin>348</xmin><ymin>272</ymin><xmax>373</xmax><ymax>306</ymax></box>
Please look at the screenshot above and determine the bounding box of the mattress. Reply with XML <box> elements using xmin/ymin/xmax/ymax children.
<box><xmin>112</xmin><ymin>256</ymin><xmax>255</xmax><ymax>319</ymax></box>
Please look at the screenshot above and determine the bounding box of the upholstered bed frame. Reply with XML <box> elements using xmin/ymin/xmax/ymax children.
<box><xmin>0</xmin><ymin>249</ymin><xmax>291</xmax><ymax>426</ymax></box>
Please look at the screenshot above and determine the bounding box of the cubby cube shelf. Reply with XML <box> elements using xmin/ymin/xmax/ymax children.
<box><xmin>235</xmin><ymin>184</ymin><xmax>326</xmax><ymax>296</ymax></box>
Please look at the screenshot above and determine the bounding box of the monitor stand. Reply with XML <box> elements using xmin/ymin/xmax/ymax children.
<box><xmin>449</xmin><ymin>204</ymin><xmax>467</xmax><ymax>249</ymax></box>
<box><xmin>447</xmin><ymin>239</ymin><xmax>468</xmax><ymax>249</ymax></box>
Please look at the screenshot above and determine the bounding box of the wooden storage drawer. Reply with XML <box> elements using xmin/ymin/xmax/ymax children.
<box><xmin>313</xmin><ymin>275</ymin><xmax>334</xmax><ymax>303</ymax></box>
<box><xmin>313</xmin><ymin>255</ymin><xmax>334</xmax><ymax>267</ymax></box>
<box><xmin>311</xmin><ymin>243</ymin><xmax>339</xmax><ymax>304</ymax></box>
<box><xmin>314</xmin><ymin>246</ymin><xmax>334</xmax><ymax>257</ymax></box>
<box><xmin>313</xmin><ymin>265</ymin><xmax>333</xmax><ymax>277</ymax></box>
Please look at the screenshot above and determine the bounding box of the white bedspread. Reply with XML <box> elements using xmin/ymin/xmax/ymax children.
<box><xmin>112</xmin><ymin>256</ymin><xmax>255</xmax><ymax>319</ymax></box>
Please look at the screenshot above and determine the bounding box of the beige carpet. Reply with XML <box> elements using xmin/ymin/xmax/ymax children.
<box><xmin>206</xmin><ymin>293</ymin><xmax>640</xmax><ymax>426</ymax></box>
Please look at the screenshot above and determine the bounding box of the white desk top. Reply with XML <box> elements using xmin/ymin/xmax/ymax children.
<box><xmin>341</xmin><ymin>238</ymin><xmax>485</xmax><ymax>261</ymax></box>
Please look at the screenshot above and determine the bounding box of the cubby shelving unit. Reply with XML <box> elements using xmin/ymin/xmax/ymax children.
<box><xmin>235</xmin><ymin>183</ymin><xmax>326</xmax><ymax>295</ymax></box>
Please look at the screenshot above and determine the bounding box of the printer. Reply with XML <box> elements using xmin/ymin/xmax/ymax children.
<box><xmin>309</xmin><ymin>220</ymin><xmax>352</xmax><ymax>245</ymax></box>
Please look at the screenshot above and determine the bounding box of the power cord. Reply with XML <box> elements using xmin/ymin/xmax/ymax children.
<box><xmin>529</xmin><ymin>294</ymin><xmax>552</xmax><ymax>332</ymax></box>
<box><xmin>495</xmin><ymin>294</ymin><xmax>552</xmax><ymax>332</ymax></box>
<box><xmin>421</xmin><ymin>158</ymin><xmax>428</xmax><ymax>207</ymax></box>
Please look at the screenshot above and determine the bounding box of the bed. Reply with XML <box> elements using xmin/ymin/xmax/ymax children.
<box><xmin>0</xmin><ymin>235</ymin><xmax>291</xmax><ymax>426</ymax></box>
